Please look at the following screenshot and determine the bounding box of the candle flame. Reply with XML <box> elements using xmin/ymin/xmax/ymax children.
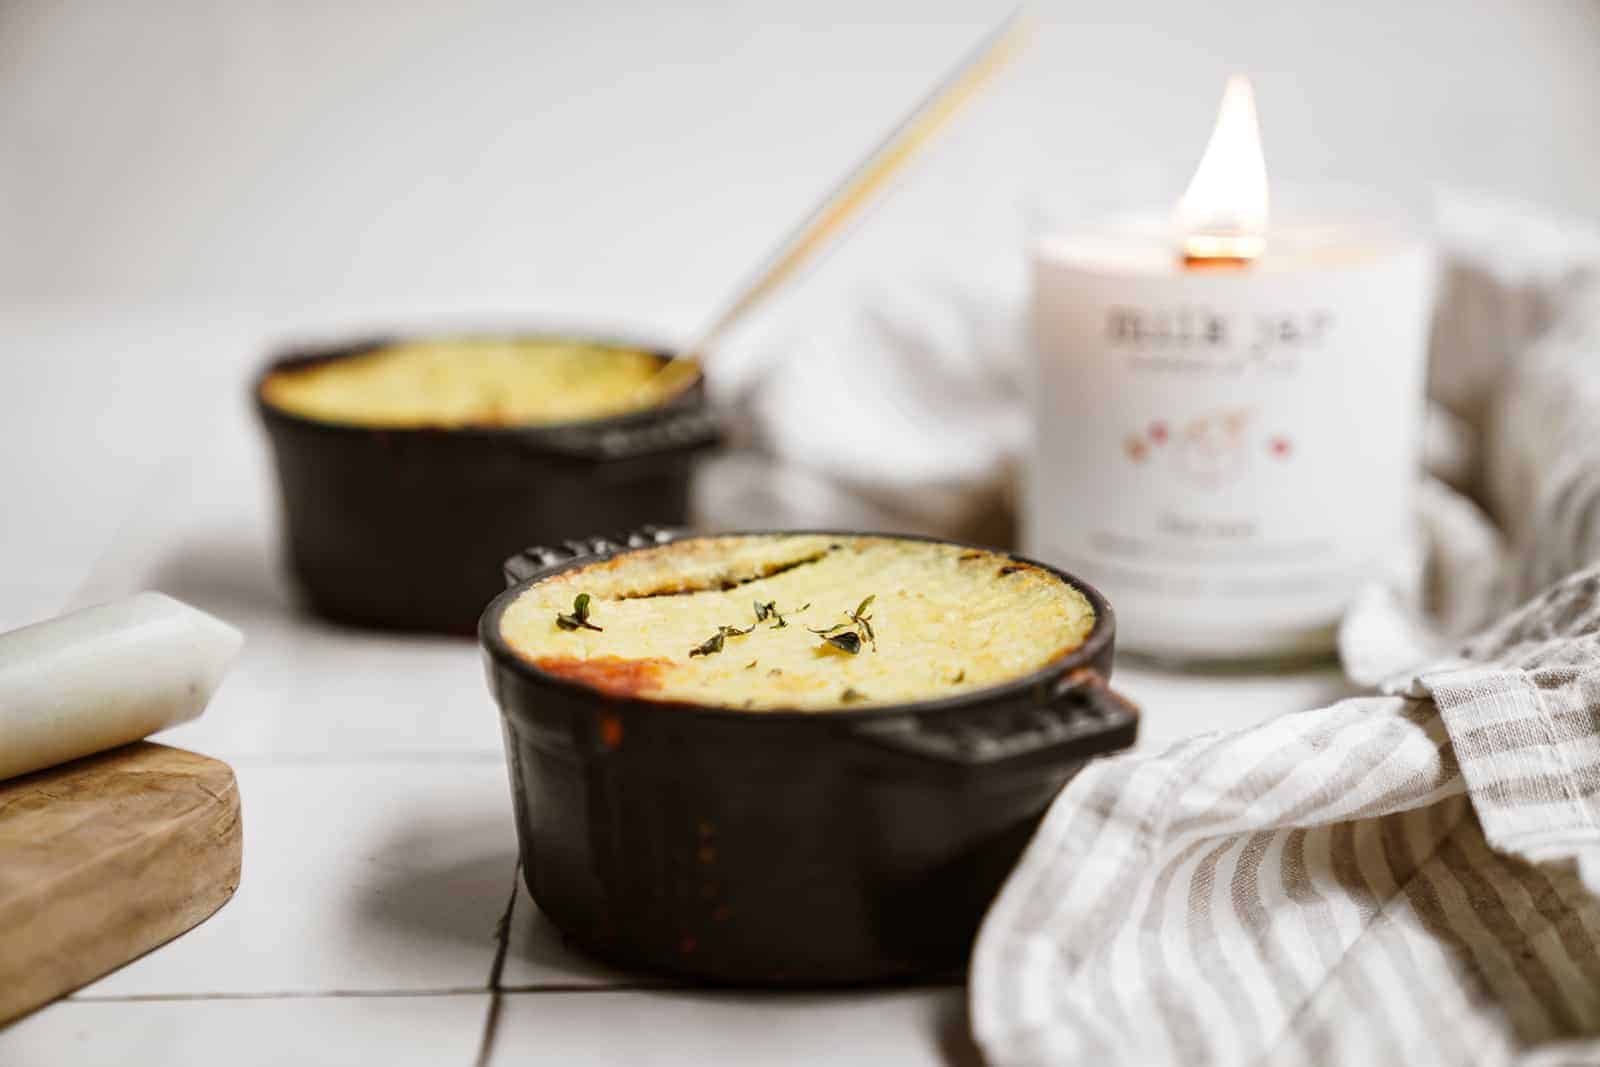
<box><xmin>1178</xmin><ymin>74</ymin><xmax>1269</xmax><ymax>265</ymax></box>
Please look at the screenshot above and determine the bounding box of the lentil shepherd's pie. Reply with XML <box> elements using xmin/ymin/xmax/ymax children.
<box><xmin>499</xmin><ymin>534</ymin><xmax>1097</xmax><ymax>711</ymax></box>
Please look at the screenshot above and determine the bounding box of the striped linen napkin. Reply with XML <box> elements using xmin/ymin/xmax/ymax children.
<box><xmin>971</xmin><ymin>195</ymin><xmax>1600</xmax><ymax>1066</ymax></box>
<box><xmin>972</xmin><ymin>570</ymin><xmax>1600</xmax><ymax>1066</ymax></box>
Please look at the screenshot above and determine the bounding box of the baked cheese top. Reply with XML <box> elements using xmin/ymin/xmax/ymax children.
<box><xmin>498</xmin><ymin>535</ymin><xmax>1096</xmax><ymax>711</ymax></box>
<box><xmin>260</xmin><ymin>338</ymin><xmax>672</xmax><ymax>428</ymax></box>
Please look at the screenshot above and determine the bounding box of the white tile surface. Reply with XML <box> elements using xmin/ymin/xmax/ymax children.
<box><xmin>154</xmin><ymin>611</ymin><xmax>502</xmax><ymax>764</ymax></box>
<box><xmin>0</xmin><ymin>993</ymin><xmax>490</xmax><ymax>1067</ymax></box>
<box><xmin>74</xmin><ymin>760</ymin><xmax>516</xmax><ymax>997</ymax></box>
<box><xmin>498</xmin><ymin>870</ymin><xmax>668</xmax><ymax>992</ymax></box>
<box><xmin>485</xmin><ymin>987</ymin><xmax>976</xmax><ymax>1067</ymax></box>
<box><xmin>61</xmin><ymin>406</ymin><xmax>506</xmax><ymax>763</ymax></box>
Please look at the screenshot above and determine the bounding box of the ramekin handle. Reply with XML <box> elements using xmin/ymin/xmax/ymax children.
<box><xmin>849</xmin><ymin>668</ymin><xmax>1139</xmax><ymax>772</ymax></box>
<box><xmin>501</xmin><ymin>526</ymin><xmax>684</xmax><ymax>588</ymax></box>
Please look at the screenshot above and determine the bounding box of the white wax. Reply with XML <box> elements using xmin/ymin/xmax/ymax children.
<box><xmin>0</xmin><ymin>592</ymin><xmax>243</xmax><ymax>780</ymax></box>
<box><xmin>1025</xmin><ymin>219</ymin><xmax>1435</xmax><ymax>660</ymax></box>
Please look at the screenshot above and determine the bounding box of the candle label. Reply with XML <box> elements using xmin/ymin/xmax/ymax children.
<box><xmin>1107</xmin><ymin>305</ymin><xmax>1334</xmax><ymax>376</ymax></box>
<box><xmin>1026</xmin><ymin>249</ymin><xmax>1434</xmax><ymax>659</ymax></box>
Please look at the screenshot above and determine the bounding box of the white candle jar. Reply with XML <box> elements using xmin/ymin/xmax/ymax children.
<box><xmin>1024</xmin><ymin>219</ymin><xmax>1435</xmax><ymax>663</ymax></box>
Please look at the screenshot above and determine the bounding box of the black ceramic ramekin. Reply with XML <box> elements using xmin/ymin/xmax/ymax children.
<box><xmin>255</xmin><ymin>335</ymin><xmax>719</xmax><ymax>634</ymax></box>
<box><xmin>480</xmin><ymin>529</ymin><xmax>1139</xmax><ymax>985</ymax></box>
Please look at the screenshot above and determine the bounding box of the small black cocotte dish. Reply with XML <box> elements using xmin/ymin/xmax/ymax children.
<box><xmin>254</xmin><ymin>334</ymin><xmax>719</xmax><ymax>634</ymax></box>
<box><xmin>479</xmin><ymin>528</ymin><xmax>1140</xmax><ymax>985</ymax></box>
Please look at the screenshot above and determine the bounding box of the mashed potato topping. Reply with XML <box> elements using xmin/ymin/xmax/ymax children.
<box><xmin>260</xmin><ymin>338</ymin><xmax>672</xmax><ymax>428</ymax></box>
<box><xmin>498</xmin><ymin>535</ymin><xmax>1096</xmax><ymax>711</ymax></box>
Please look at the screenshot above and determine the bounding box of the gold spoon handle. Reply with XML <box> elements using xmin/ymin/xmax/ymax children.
<box><xmin>655</xmin><ymin>11</ymin><xmax>1033</xmax><ymax>397</ymax></box>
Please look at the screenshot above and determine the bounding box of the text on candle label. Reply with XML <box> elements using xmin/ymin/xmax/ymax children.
<box><xmin>1105</xmin><ymin>305</ymin><xmax>1334</xmax><ymax>374</ymax></box>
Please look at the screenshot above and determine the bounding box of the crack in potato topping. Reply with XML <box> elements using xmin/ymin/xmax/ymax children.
<box><xmin>499</xmin><ymin>535</ymin><xmax>1096</xmax><ymax>711</ymax></box>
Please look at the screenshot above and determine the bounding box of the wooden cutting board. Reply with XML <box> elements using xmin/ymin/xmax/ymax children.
<box><xmin>0</xmin><ymin>742</ymin><xmax>242</xmax><ymax>1025</ymax></box>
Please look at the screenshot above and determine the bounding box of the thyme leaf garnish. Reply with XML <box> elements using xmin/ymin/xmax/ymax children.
<box><xmin>841</xmin><ymin>687</ymin><xmax>866</xmax><ymax>703</ymax></box>
<box><xmin>811</xmin><ymin>594</ymin><xmax>877</xmax><ymax>653</ymax></box>
<box><xmin>848</xmin><ymin>595</ymin><xmax>876</xmax><ymax>648</ymax></box>
<box><xmin>756</xmin><ymin>600</ymin><xmax>807</xmax><ymax>629</ymax></box>
<box><xmin>555</xmin><ymin>593</ymin><xmax>603</xmax><ymax>632</ymax></box>
<box><xmin>822</xmin><ymin>631</ymin><xmax>862</xmax><ymax>655</ymax></box>
<box><xmin>689</xmin><ymin>631</ymin><xmax>725</xmax><ymax>657</ymax></box>
<box><xmin>689</xmin><ymin>623</ymin><xmax>753</xmax><ymax>657</ymax></box>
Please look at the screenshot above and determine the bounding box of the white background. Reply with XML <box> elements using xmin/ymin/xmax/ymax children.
<box><xmin>6</xmin><ymin>2</ymin><xmax>1599</xmax><ymax>321</ymax></box>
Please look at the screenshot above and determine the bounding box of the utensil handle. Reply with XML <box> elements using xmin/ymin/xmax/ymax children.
<box><xmin>501</xmin><ymin>527</ymin><xmax>684</xmax><ymax>588</ymax></box>
<box><xmin>850</xmin><ymin>668</ymin><xmax>1139</xmax><ymax>771</ymax></box>
<box><xmin>649</xmin><ymin>10</ymin><xmax>1033</xmax><ymax>401</ymax></box>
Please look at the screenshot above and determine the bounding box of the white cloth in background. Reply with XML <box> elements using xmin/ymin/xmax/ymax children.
<box><xmin>971</xmin><ymin>197</ymin><xmax>1600</xmax><ymax>1066</ymax></box>
<box><xmin>1344</xmin><ymin>195</ymin><xmax>1600</xmax><ymax>687</ymax></box>
<box><xmin>693</xmin><ymin>274</ymin><xmax>1027</xmax><ymax>544</ymax></box>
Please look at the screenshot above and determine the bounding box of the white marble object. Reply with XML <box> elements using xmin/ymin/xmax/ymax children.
<box><xmin>0</xmin><ymin>592</ymin><xmax>242</xmax><ymax>781</ymax></box>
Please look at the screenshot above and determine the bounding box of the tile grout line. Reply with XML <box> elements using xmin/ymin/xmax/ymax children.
<box><xmin>209</xmin><ymin>750</ymin><xmax>506</xmax><ymax>769</ymax></box>
<box><xmin>68</xmin><ymin>988</ymin><xmax>490</xmax><ymax>1003</ymax></box>
<box><xmin>491</xmin><ymin>977</ymin><xmax>968</xmax><ymax>995</ymax></box>
<box><xmin>63</xmin><ymin>975</ymin><xmax>968</xmax><ymax>1007</ymax></box>
<box><xmin>496</xmin><ymin>982</ymin><xmax>677</xmax><ymax>995</ymax></box>
<box><xmin>472</xmin><ymin>859</ymin><xmax>522</xmax><ymax>1067</ymax></box>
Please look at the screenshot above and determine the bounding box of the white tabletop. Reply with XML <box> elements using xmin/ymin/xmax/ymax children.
<box><xmin>0</xmin><ymin>311</ymin><xmax>1355</xmax><ymax>1066</ymax></box>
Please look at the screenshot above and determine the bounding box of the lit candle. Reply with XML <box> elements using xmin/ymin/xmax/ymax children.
<box><xmin>1025</xmin><ymin>76</ymin><xmax>1436</xmax><ymax>663</ymax></box>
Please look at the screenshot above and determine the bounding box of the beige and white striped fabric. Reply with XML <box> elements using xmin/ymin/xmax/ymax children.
<box><xmin>971</xmin><ymin>571</ymin><xmax>1600</xmax><ymax>1066</ymax></box>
